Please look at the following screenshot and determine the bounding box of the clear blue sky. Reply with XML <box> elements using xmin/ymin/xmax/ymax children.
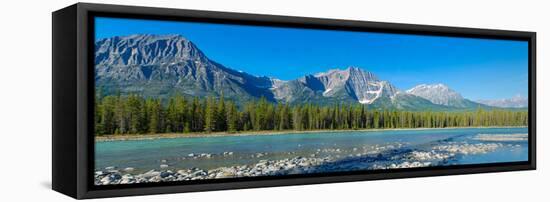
<box><xmin>95</xmin><ymin>17</ymin><xmax>528</xmax><ymax>100</ymax></box>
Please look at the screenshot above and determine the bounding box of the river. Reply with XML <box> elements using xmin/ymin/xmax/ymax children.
<box><xmin>94</xmin><ymin>127</ymin><xmax>528</xmax><ymax>185</ymax></box>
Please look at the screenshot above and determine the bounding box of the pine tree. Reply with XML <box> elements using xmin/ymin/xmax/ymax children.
<box><xmin>204</xmin><ymin>96</ymin><xmax>216</xmax><ymax>133</ymax></box>
<box><xmin>191</xmin><ymin>97</ymin><xmax>203</xmax><ymax>132</ymax></box>
<box><xmin>227</xmin><ymin>101</ymin><xmax>238</xmax><ymax>133</ymax></box>
<box><xmin>148</xmin><ymin>99</ymin><xmax>161</xmax><ymax>134</ymax></box>
<box><xmin>127</xmin><ymin>95</ymin><xmax>143</xmax><ymax>134</ymax></box>
<box><xmin>115</xmin><ymin>96</ymin><xmax>128</xmax><ymax>134</ymax></box>
<box><xmin>99</xmin><ymin>96</ymin><xmax>118</xmax><ymax>134</ymax></box>
<box><xmin>216</xmin><ymin>94</ymin><xmax>227</xmax><ymax>131</ymax></box>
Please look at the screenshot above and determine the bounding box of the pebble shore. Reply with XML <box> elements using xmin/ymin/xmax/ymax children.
<box><xmin>94</xmin><ymin>139</ymin><xmax>519</xmax><ymax>185</ymax></box>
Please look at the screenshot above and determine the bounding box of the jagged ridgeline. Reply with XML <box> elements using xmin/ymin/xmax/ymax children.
<box><xmin>94</xmin><ymin>34</ymin><xmax>515</xmax><ymax>111</ymax></box>
<box><xmin>95</xmin><ymin>34</ymin><xmax>275</xmax><ymax>104</ymax></box>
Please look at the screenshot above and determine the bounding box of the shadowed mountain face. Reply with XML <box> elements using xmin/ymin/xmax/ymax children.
<box><xmin>95</xmin><ymin>34</ymin><xmax>494</xmax><ymax>110</ymax></box>
<box><xmin>95</xmin><ymin>34</ymin><xmax>275</xmax><ymax>102</ymax></box>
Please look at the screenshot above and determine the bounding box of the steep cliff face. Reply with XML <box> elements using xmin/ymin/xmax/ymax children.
<box><xmin>314</xmin><ymin>67</ymin><xmax>397</xmax><ymax>104</ymax></box>
<box><xmin>269</xmin><ymin>67</ymin><xmax>445</xmax><ymax>110</ymax></box>
<box><xmin>95</xmin><ymin>34</ymin><xmax>274</xmax><ymax>101</ymax></box>
<box><xmin>95</xmin><ymin>34</ymin><xmax>494</xmax><ymax>111</ymax></box>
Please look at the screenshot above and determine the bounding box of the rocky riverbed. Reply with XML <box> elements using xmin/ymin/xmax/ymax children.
<box><xmin>94</xmin><ymin>138</ymin><xmax>519</xmax><ymax>185</ymax></box>
<box><xmin>473</xmin><ymin>133</ymin><xmax>528</xmax><ymax>142</ymax></box>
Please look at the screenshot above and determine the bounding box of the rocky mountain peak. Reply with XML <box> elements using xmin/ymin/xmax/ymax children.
<box><xmin>307</xmin><ymin>67</ymin><xmax>395</xmax><ymax>103</ymax></box>
<box><xmin>313</xmin><ymin>67</ymin><xmax>378</xmax><ymax>81</ymax></box>
<box><xmin>95</xmin><ymin>34</ymin><xmax>207</xmax><ymax>66</ymax></box>
<box><xmin>94</xmin><ymin>34</ymin><xmax>275</xmax><ymax>101</ymax></box>
<box><xmin>477</xmin><ymin>95</ymin><xmax>528</xmax><ymax>108</ymax></box>
<box><xmin>95</xmin><ymin>34</ymin><xmax>494</xmax><ymax>110</ymax></box>
<box><xmin>406</xmin><ymin>84</ymin><xmax>464</xmax><ymax>106</ymax></box>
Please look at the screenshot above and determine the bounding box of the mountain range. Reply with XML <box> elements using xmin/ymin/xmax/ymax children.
<box><xmin>477</xmin><ymin>95</ymin><xmax>528</xmax><ymax>108</ymax></box>
<box><xmin>95</xmin><ymin>34</ymin><xmax>525</xmax><ymax>111</ymax></box>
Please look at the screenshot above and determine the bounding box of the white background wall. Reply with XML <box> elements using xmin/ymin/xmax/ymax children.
<box><xmin>0</xmin><ymin>0</ymin><xmax>547</xmax><ymax>201</ymax></box>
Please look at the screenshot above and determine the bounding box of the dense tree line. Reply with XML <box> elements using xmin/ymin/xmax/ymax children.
<box><xmin>94</xmin><ymin>95</ymin><xmax>529</xmax><ymax>135</ymax></box>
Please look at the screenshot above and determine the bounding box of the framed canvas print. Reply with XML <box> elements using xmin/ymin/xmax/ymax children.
<box><xmin>52</xmin><ymin>3</ymin><xmax>536</xmax><ymax>199</ymax></box>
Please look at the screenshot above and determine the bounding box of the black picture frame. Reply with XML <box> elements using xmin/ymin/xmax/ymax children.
<box><xmin>52</xmin><ymin>2</ymin><xmax>536</xmax><ymax>199</ymax></box>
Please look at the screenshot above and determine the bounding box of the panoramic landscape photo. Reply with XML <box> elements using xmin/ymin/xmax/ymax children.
<box><xmin>93</xmin><ymin>17</ymin><xmax>529</xmax><ymax>185</ymax></box>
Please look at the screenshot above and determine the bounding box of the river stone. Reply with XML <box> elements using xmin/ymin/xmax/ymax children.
<box><xmin>160</xmin><ymin>171</ymin><xmax>173</xmax><ymax>178</ymax></box>
<box><xmin>191</xmin><ymin>170</ymin><xmax>206</xmax><ymax>177</ymax></box>
<box><xmin>100</xmin><ymin>176</ymin><xmax>111</xmax><ymax>185</ymax></box>
<box><xmin>106</xmin><ymin>169</ymin><xmax>119</xmax><ymax>174</ymax></box>
<box><xmin>141</xmin><ymin>171</ymin><xmax>161</xmax><ymax>178</ymax></box>
<box><xmin>149</xmin><ymin>176</ymin><xmax>162</xmax><ymax>182</ymax></box>
<box><xmin>120</xmin><ymin>178</ymin><xmax>133</xmax><ymax>184</ymax></box>
<box><xmin>177</xmin><ymin>170</ymin><xmax>188</xmax><ymax>175</ymax></box>
<box><xmin>110</xmin><ymin>173</ymin><xmax>122</xmax><ymax>180</ymax></box>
